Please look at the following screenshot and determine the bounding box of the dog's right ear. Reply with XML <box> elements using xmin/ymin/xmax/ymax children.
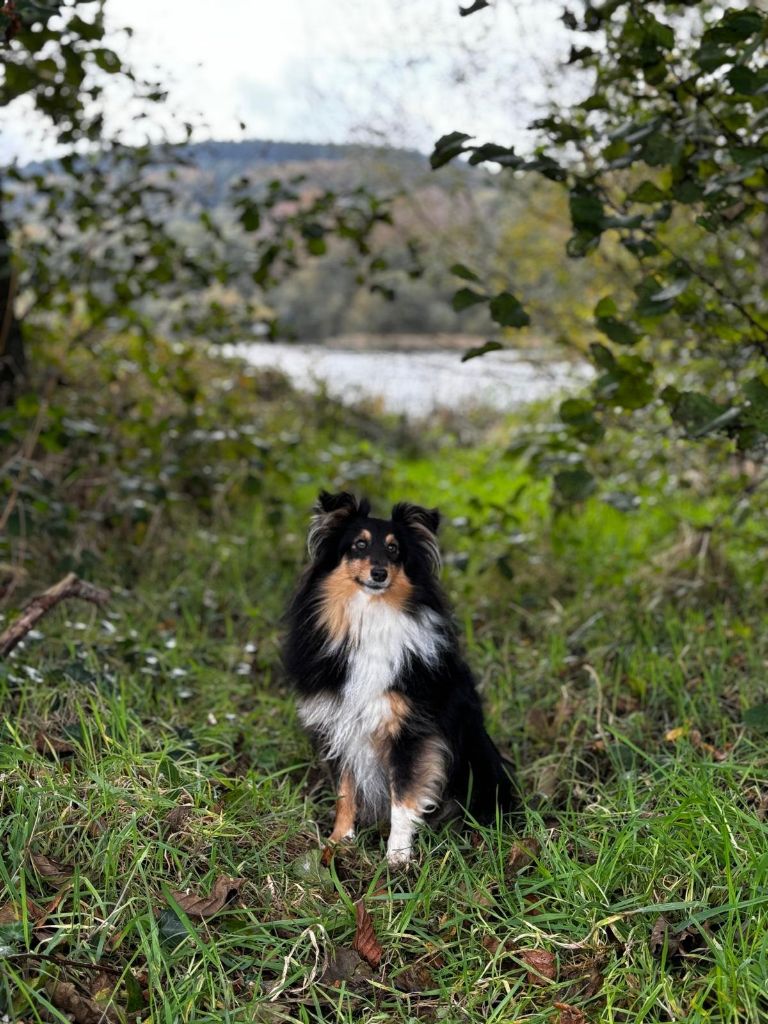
<box><xmin>307</xmin><ymin>491</ymin><xmax>366</xmax><ymax>561</ymax></box>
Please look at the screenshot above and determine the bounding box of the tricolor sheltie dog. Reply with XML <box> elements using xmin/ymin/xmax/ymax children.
<box><xmin>283</xmin><ymin>491</ymin><xmax>515</xmax><ymax>867</ymax></box>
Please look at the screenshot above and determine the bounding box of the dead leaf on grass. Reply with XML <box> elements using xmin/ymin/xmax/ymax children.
<box><xmin>318</xmin><ymin>947</ymin><xmax>373</xmax><ymax>992</ymax></box>
<box><xmin>650</xmin><ymin>914</ymin><xmax>709</xmax><ymax>958</ymax></box>
<box><xmin>508</xmin><ymin>836</ymin><xmax>540</xmax><ymax>874</ymax></box>
<box><xmin>352</xmin><ymin>899</ymin><xmax>383</xmax><ymax>968</ymax></box>
<box><xmin>0</xmin><ymin>898</ymin><xmax>44</xmax><ymax>924</ymax></box>
<box><xmin>35</xmin><ymin>731</ymin><xmax>75</xmax><ymax>757</ymax></box>
<box><xmin>689</xmin><ymin>729</ymin><xmax>731</xmax><ymax>761</ymax></box>
<box><xmin>394</xmin><ymin>963</ymin><xmax>435</xmax><ymax>992</ymax></box>
<box><xmin>163</xmin><ymin>804</ymin><xmax>193</xmax><ymax>833</ymax></box>
<box><xmin>520</xmin><ymin>948</ymin><xmax>556</xmax><ymax>985</ymax></box>
<box><xmin>30</xmin><ymin>852</ymin><xmax>73</xmax><ymax>884</ymax></box>
<box><xmin>47</xmin><ymin>980</ymin><xmax>121</xmax><ymax>1024</ymax></box>
<box><xmin>554</xmin><ymin>1002</ymin><xmax>587</xmax><ymax>1024</ymax></box>
<box><xmin>665</xmin><ymin>725</ymin><xmax>687</xmax><ymax>743</ymax></box>
<box><xmin>532</xmin><ymin>761</ymin><xmax>560</xmax><ymax>800</ymax></box>
<box><xmin>170</xmin><ymin>875</ymin><xmax>244</xmax><ymax>919</ymax></box>
<box><xmin>526</xmin><ymin>706</ymin><xmax>553</xmax><ymax>740</ymax></box>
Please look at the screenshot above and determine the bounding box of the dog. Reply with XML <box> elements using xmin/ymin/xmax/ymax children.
<box><xmin>283</xmin><ymin>490</ymin><xmax>515</xmax><ymax>867</ymax></box>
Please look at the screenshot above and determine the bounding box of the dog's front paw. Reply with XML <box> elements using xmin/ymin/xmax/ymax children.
<box><xmin>386</xmin><ymin>846</ymin><xmax>413</xmax><ymax>870</ymax></box>
<box><xmin>327</xmin><ymin>828</ymin><xmax>356</xmax><ymax>844</ymax></box>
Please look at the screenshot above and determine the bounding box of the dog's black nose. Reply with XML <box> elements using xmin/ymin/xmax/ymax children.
<box><xmin>371</xmin><ymin>567</ymin><xmax>388</xmax><ymax>583</ymax></box>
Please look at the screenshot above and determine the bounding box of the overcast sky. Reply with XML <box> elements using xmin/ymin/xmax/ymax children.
<box><xmin>2</xmin><ymin>0</ymin><xmax>581</xmax><ymax>161</ymax></box>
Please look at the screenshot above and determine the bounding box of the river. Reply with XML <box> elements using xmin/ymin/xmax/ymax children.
<box><xmin>228</xmin><ymin>341</ymin><xmax>590</xmax><ymax>417</ymax></box>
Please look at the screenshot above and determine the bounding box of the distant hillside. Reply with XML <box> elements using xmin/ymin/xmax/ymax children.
<box><xmin>14</xmin><ymin>136</ymin><xmax>617</xmax><ymax>348</ymax></box>
<box><xmin>172</xmin><ymin>137</ymin><xmax>447</xmax><ymax>208</ymax></box>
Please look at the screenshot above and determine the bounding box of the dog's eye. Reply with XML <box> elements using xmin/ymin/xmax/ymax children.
<box><xmin>386</xmin><ymin>542</ymin><xmax>399</xmax><ymax>556</ymax></box>
<box><xmin>354</xmin><ymin>538</ymin><xmax>368</xmax><ymax>551</ymax></box>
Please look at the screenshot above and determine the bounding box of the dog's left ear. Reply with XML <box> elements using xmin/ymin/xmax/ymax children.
<box><xmin>391</xmin><ymin>502</ymin><xmax>441</xmax><ymax>574</ymax></box>
<box><xmin>391</xmin><ymin>502</ymin><xmax>440</xmax><ymax>535</ymax></box>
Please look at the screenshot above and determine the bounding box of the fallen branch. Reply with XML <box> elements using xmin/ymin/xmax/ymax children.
<box><xmin>0</xmin><ymin>572</ymin><xmax>110</xmax><ymax>658</ymax></box>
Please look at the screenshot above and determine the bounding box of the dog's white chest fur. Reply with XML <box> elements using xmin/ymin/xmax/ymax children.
<box><xmin>297</xmin><ymin>591</ymin><xmax>444</xmax><ymax>810</ymax></box>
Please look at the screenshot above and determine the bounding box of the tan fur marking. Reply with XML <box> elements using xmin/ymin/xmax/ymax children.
<box><xmin>380</xmin><ymin>564</ymin><xmax>413</xmax><ymax>610</ymax></box>
<box><xmin>329</xmin><ymin>769</ymin><xmax>357</xmax><ymax>841</ymax></box>
<box><xmin>399</xmin><ymin>736</ymin><xmax>448</xmax><ymax>813</ymax></box>
<box><xmin>385</xmin><ymin>533</ymin><xmax>397</xmax><ymax>546</ymax></box>
<box><xmin>355</xmin><ymin>529</ymin><xmax>372</xmax><ymax>544</ymax></box>
<box><xmin>386</xmin><ymin>691</ymin><xmax>410</xmax><ymax>734</ymax></box>
<box><xmin>372</xmin><ymin>691</ymin><xmax>412</xmax><ymax>761</ymax></box>
<box><xmin>317</xmin><ymin>562</ymin><xmax>359</xmax><ymax>642</ymax></box>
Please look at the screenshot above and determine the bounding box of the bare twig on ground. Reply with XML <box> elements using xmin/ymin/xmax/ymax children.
<box><xmin>0</xmin><ymin>572</ymin><xmax>110</xmax><ymax>658</ymax></box>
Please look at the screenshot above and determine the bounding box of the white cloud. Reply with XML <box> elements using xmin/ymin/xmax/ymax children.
<box><xmin>2</xmin><ymin>0</ymin><xmax>581</xmax><ymax>161</ymax></box>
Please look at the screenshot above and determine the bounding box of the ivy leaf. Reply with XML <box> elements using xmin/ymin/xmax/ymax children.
<box><xmin>628</xmin><ymin>181</ymin><xmax>668</xmax><ymax>203</ymax></box>
<box><xmin>453</xmin><ymin>287</ymin><xmax>488</xmax><ymax>311</ymax></box>
<box><xmin>430</xmin><ymin>131</ymin><xmax>472</xmax><ymax>169</ymax></box>
<box><xmin>590</xmin><ymin>342</ymin><xmax>615</xmax><ymax>370</ymax></box>
<box><xmin>450</xmin><ymin>263</ymin><xmax>482</xmax><ymax>283</ymax></box>
<box><xmin>694</xmin><ymin>43</ymin><xmax>733</xmax><ymax>72</ymax></box>
<box><xmin>559</xmin><ymin>398</ymin><xmax>604</xmax><ymax>442</ymax></box>
<box><xmin>459</xmin><ymin>0</ymin><xmax>490</xmax><ymax>16</ymax></box>
<box><xmin>650</xmin><ymin>279</ymin><xmax>688</xmax><ymax>303</ymax></box>
<box><xmin>704</xmin><ymin>8</ymin><xmax>763</xmax><ymax>45</ymax></box>
<box><xmin>489</xmin><ymin>291</ymin><xmax>530</xmax><ymax>328</ymax></box>
<box><xmin>744</xmin><ymin>704</ymin><xmax>768</xmax><ymax>731</ymax></box>
<box><xmin>468</xmin><ymin>143</ymin><xmax>522</xmax><ymax>168</ymax></box>
<box><xmin>663</xmin><ymin>388</ymin><xmax>738</xmax><ymax>437</ymax></box>
<box><xmin>238</xmin><ymin>203</ymin><xmax>260</xmax><ymax>232</ymax></box>
<box><xmin>554</xmin><ymin>467</ymin><xmax>596</xmax><ymax>503</ymax></box>
<box><xmin>461</xmin><ymin>340</ymin><xmax>504</xmax><ymax>362</ymax></box>
<box><xmin>727</xmin><ymin>66</ymin><xmax>767</xmax><ymax>94</ymax></box>
<box><xmin>569</xmin><ymin>188</ymin><xmax>604</xmax><ymax>231</ymax></box>
<box><xmin>596</xmin><ymin>316</ymin><xmax>641</xmax><ymax>346</ymax></box>
<box><xmin>742</xmin><ymin>377</ymin><xmax>768</xmax><ymax>433</ymax></box>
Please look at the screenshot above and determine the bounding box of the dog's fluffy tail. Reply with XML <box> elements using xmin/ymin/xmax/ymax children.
<box><xmin>464</xmin><ymin>728</ymin><xmax>518</xmax><ymax>824</ymax></box>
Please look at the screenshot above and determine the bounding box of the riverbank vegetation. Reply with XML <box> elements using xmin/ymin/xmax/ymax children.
<box><xmin>2</xmin><ymin>337</ymin><xmax>768</xmax><ymax>1023</ymax></box>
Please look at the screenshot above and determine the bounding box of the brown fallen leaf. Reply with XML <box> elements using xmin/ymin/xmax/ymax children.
<box><xmin>32</xmin><ymin>886</ymin><xmax>72</xmax><ymax>942</ymax></box>
<box><xmin>665</xmin><ymin>725</ymin><xmax>687</xmax><ymax>743</ymax></box>
<box><xmin>689</xmin><ymin>729</ymin><xmax>731</xmax><ymax>762</ymax></box>
<box><xmin>650</xmin><ymin>914</ymin><xmax>674</xmax><ymax>955</ymax></box>
<box><xmin>394</xmin><ymin>964</ymin><xmax>435</xmax><ymax>992</ymax></box>
<box><xmin>554</xmin><ymin>1002</ymin><xmax>587</xmax><ymax>1024</ymax></box>
<box><xmin>0</xmin><ymin>898</ymin><xmax>44</xmax><ymax>924</ymax></box>
<box><xmin>35</xmin><ymin>731</ymin><xmax>76</xmax><ymax>757</ymax></box>
<box><xmin>89</xmin><ymin>971</ymin><xmax>117</xmax><ymax>1001</ymax></box>
<box><xmin>30</xmin><ymin>852</ymin><xmax>73</xmax><ymax>884</ymax></box>
<box><xmin>508</xmin><ymin>837</ymin><xmax>540</xmax><ymax>874</ymax></box>
<box><xmin>46</xmin><ymin>980</ymin><xmax>121</xmax><ymax>1024</ymax></box>
<box><xmin>170</xmin><ymin>875</ymin><xmax>244</xmax><ymax>919</ymax></box>
<box><xmin>163</xmin><ymin>804</ymin><xmax>193</xmax><ymax>834</ymax></box>
<box><xmin>352</xmin><ymin>899</ymin><xmax>383</xmax><ymax>968</ymax></box>
<box><xmin>318</xmin><ymin>947</ymin><xmax>373</xmax><ymax>993</ymax></box>
<box><xmin>650</xmin><ymin>914</ymin><xmax>709</xmax><ymax>959</ymax></box>
<box><xmin>520</xmin><ymin>948</ymin><xmax>556</xmax><ymax>985</ymax></box>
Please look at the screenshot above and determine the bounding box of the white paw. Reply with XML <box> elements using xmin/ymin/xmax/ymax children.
<box><xmin>328</xmin><ymin>829</ymin><xmax>356</xmax><ymax>844</ymax></box>
<box><xmin>386</xmin><ymin>847</ymin><xmax>413</xmax><ymax>869</ymax></box>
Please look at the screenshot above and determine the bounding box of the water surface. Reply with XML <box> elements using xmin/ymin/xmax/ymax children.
<box><xmin>229</xmin><ymin>342</ymin><xmax>590</xmax><ymax>416</ymax></box>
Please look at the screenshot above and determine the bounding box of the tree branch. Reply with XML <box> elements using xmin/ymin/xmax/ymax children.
<box><xmin>0</xmin><ymin>572</ymin><xmax>110</xmax><ymax>658</ymax></box>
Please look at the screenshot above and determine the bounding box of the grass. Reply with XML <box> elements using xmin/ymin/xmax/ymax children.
<box><xmin>2</xmin><ymin>340</ymin><xmax>768</xmax><ymax>1023</ymax></box>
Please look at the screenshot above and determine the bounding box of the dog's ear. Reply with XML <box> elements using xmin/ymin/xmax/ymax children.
<box><xmin>391</xmin><ymin>502</ymin><xmax>441</xmax><ymax>574</ymax></box>
<box><xmin>307</xmin><ymin>491</ymin><xmax>369</xmax><ymax>561</ymax></box>
<box><xmin>391</xmin><ymin>502</ymin><xmax>440</xmax><ymax>535</ymax></box>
